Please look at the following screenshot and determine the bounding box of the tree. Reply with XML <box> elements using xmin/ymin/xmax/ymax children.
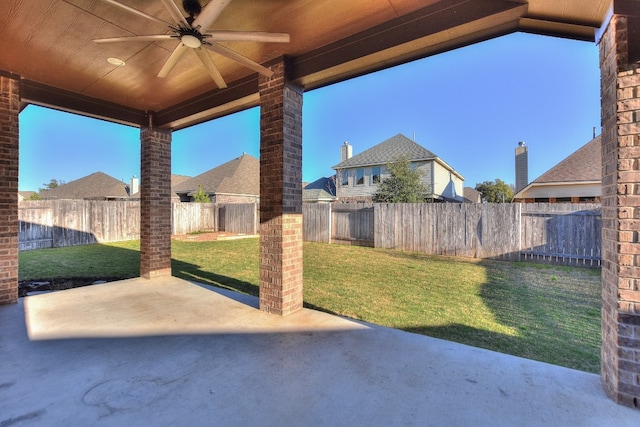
<box><xmin>27</xmin><ymin>193</ymin><xmax>41</xmax><ymax>201</ymax></box>
<box><xmin>373</xmin><ymin>156</ymin><xmax>430</xmax><ymax>203</ymax></box>
<box><xmin>39</xmin><ymin>178</ymin><xmax>64</xmax><ymax>193</ymax></box>
<box><xmin>192</xmin><ymin>184</ymin><xmax>211</xmax><ymax>203</ymax></box>
<box><xmin>475</xmin><ymin>179</ymin><xmax>514</xmax><ymax>203</ymax></box>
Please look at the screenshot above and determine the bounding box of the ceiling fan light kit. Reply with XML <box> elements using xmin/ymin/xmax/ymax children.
<box><xmin>94</xmin><ymin>0</ymin><xmax>289</xmax><ymax>88</ymax></box>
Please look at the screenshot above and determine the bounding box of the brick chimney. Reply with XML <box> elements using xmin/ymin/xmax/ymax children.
<box><xmin>515</xmin><ymin>141</ymin><xmax>528</xmax><ymax>192</ymax></box>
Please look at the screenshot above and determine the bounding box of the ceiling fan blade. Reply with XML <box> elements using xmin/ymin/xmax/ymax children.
<box><xmin>99</xmin><ymin>0</ymin><xmax>171</xmax><ymax>27</ymax></box>
<box><xmin>194</xmin><ymin>48</ymin><xmax>227</xmax><ymax>88</ymax></box>
<box><xmin>160</xmin><ymin>0</ymin><xmax>191</xmax><ymax>28</ymax></box>
<box><xmin>94</xmin><ymin>35</ymin><xmax>175</xmax><ymax>44</ymax></box>
<box><xmin>192</xmin><ymin>0</ymin><xmax>233</xmax><ymax>31</ymax></box>
<box><xmin>206</xmin><ymin>43</ymin><xmax>273</xmax><ymax>77</ymax></box>
<box><xmin>158</xmin><ymin>43</ymin><xmax>190</xmax><ymax>78</ymax></box>
<box><xmin>207</xmin><ymin>31</ymin><xmax>290</xmax><ymax>43</ymax></box>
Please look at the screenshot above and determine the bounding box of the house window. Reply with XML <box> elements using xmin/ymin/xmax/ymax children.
<box><xmin>372</xmin><ymin>166</ymin><xmax>381</xmax><ymax>184</ymax></box>
<box><xmin>355</xmin><ymin>168</ymin><xmax>365</xmax><ymax>185</ymax></box>
<box><xmin>341</xmin><ymin>171</ymin><xmax>349</xmax><ymax>186</ymax></box>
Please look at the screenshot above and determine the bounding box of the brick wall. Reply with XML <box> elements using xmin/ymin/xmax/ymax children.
<box><xmin>599</xmin><ymin>3</ymin><xmax>640</xmax><ymax>408</ymax></box>
<box><xmin>140</xmin><ymin>125</ymin><xmax>172</xmax><ymax>279</ymax></box>
<box><xmin>0</xmin><ymin>75</ymin><xmax>19</xmax><ymax>305</ymax></box>
<box><xmin>259</xmin><ymin>57</ymin><xmax>304</xmax><ymax>315</ymax></box>
<box><xmin>214</xmin><ymin>194</ymin><xmax>259</xmax><ymax>204</ymax></box>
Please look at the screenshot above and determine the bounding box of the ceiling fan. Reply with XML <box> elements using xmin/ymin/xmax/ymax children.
<box><xmin>94</xmin><ymin>0</ymin><xmax>290</xmax><ymax>88</ymax></box>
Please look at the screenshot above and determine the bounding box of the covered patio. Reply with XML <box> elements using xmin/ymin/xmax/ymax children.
<box><xmin>1</xmin><ymin>277</ymin><xmax>638</xmax><ymax>425</ymax></box>
<box><xmin>1</xmin><ymin>0</ymin><xmax>639</xmax><ymax>413</ymax></box>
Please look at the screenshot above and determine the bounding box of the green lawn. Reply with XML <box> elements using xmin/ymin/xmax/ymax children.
<box><xmin>19</xmin><ymin>238</ymin><xmax>602</xmax><ymax>373</ymax></box>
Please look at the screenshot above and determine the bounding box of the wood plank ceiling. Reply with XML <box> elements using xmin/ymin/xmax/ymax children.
<box><xmin>0</xmin><ymin>0</ymin><xmax>611</xmax><ymax>129</ymax></box>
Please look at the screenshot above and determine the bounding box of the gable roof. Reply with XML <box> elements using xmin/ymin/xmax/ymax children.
<box><xmin>174</xmin><ymin>154</ymin><xmax>259</xmax><ymax>196</ymax></box>
<box><xmin>303</xmin><ymin>177</ymin><xmax>337</xmax><ymax>202</ymax></box>
<box><xmin>332</xmin><ymin>134</ymin><xmax>438</xmax><ymax>169</ymax></box>
<box><xmin>39</xmin><ymin>172</ymin><xmax>130</xmax><ymax>200</ymax></box>
<box><xmin>531</xmin><ymin>135</ymin><xmax>601</xmax><ymax>184</ymax></box>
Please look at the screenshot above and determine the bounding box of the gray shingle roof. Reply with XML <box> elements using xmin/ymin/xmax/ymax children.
<box><xmin>532</xmin><ymin>135</ymin><xmax>601</xmax><ymax>184</ymax></box>
<box><xmin>171</xmin><ymin>174</ymin><xmax>191</xmax><ymax>190</ymax></box>
<box><xmin>39</xmin><ymin>172</ymin><xmax>129</xmax><ymax>200</ymax></box>
<box><xmin>174</xmin><ymin>154</ymin><xmax>259</xmax><ymax>196</ymax></box>
<box><xmin>332</xmin><ymin>134</ymin><xmax>438</xmax><ymax>169</ymax></box>
<box><xmin>303</xmin><ymin>176</ymin><xmax>337</xmax><ymax>202</ymax></box>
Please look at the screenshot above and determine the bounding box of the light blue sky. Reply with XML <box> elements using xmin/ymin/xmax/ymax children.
<box><xmin>19</xmin><ymin>32</ymin><xmax>600</xmax><ymax>192</ymax></box>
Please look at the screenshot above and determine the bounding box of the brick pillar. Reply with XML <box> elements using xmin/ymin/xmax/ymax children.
<box><xmin>598</xmin><ymin>0</ymin><xmax>640</xmax><ymax>408</ymax></box>
<box><xmin>0</xmin><ymin>74</ymin><xmax>19</xmax><ymax>305</ymax></box>
<box><xmin>258</xmin><ymin>57</ymin><xmax>304</xmax><ymax>315</ymax></box>
<box><xmin>140</xmin><ymin>122</ymin><xmax>172</xmax><ymax>279</ymax></box>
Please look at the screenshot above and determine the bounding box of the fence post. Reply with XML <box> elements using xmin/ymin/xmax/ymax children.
<box><xmin>517</xmin><ymin>202</ymin><xmax>522</xmax><ymax>261</ymax></box>
<box><xmin>328</xmin><ymin>202</ymin><xmax>332</xmax><ymax>244</ymax></box>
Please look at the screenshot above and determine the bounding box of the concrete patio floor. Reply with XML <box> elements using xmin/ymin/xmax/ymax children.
<box><xmin>0</xmin><ymin>277</ymin><xmax>637</xmax><ymax>426</ymax></box>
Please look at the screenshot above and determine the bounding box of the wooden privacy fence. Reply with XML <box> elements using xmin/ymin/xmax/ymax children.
<box><xmin>520</xmin><ymin>203</ymin><xmax>601</xmax><ymax>266</ymax></box>
<box><xmin>219</xmin><ymin>203</ymin><xmax>259</xmax><ymax>235</ymax></box>
<box><xmin>375</xmin><ymin>203</ymin><xmax>521</xmax><ymax>259</ymax></box>
<box><xmin>304</xmin><ymin>202</ymin><xmax>602</xmax><ymax>265</ymax></box>
<box><xmin>19</xmin><ymin>200</ymin><xmax>140</xmax><ymax>250</ymax></box>
<box><xmin>172</xmin><ymin>202</ymin><xmax>217</xmax><ymax>234</ymax></box>
<box><xmin>20</xmin><ymin>200</ymin><xmax>601</xmax><ymax>266</ymax></box>
<box><xmin>19</xmin><ymin>200</ymin><xmax>258</xmax><ymax>250</ymax></box>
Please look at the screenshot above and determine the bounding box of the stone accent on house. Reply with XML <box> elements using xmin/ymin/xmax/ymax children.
<box><xmin>599</xmin><ymin>1</ymin><xmax>640</xmax><ymax>408</ymax></box>
<box><xmin>140</xmin><ymin>124</ymin><xmax>172</xmax><ymax>279</ymax></box>
<box><xmin>0</xmin><ymin>74</ymin><xmax>19</xmax><ymax>305</ymax></box>
<box><xmin>258</xmin><ymin>57</ymin><xmax>304</xmax><ymax>315</ymax></box>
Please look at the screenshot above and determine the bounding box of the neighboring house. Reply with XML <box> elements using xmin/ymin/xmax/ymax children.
<box><xmin>39</xmin><ymin>172</ymin><xmax>134</xmax><ymax>200</ymax></box>
<box><xmin>174</xmin><ymin>153</ymin><xmax>259</xmax><ymax>203</ymax></box>
<box><xmin>513</xmin><ymin>135</ymin><xmax>601</xmax><ymax>203</ymax></box>
<box><xmin>18</xmin><ymin>191</ymin><xmax>37</xmax><ymax>201</ymax></box>
<box><xmin>332</xmin><ymin>134</ymin><xmax>464</xmax><ymax>203</ymax></box>
<box><xmin>171</xmin><ymin>174</ymin><xmax>192</xmax><ymax>201</ymax></box>
<box><xmin>463</xmin><ymin>187</ymin><xmax>482</xmax><ymax>203</ymax></box>
<box><xmin>303</xmin><ymin>176</ymin><xmax>337</xmax><ymax>203</ymax></box>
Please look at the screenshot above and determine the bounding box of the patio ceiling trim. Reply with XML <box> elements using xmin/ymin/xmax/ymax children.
<box><xmin>289</xmin><ymin>0</ymin><xmax>528</xmax><ymax>90</ymax></box>
<box><xmin>154</xmin><ymin>74</ymin><xmax>260</xmax><ymax>130</ymax></box>
<box><xmin>20</xmin><ymin>80</ymin><xmax>147</xmax><ymax>128</ymax></box>
<box><xmin>518</xmin><ymin>17</ymin><xmax>600</xmax><ymax>41</ymax></box>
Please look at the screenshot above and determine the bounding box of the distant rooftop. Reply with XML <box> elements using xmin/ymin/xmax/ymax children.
<box><xmin>332</xmin><ymin>134</ymin><xmax>438</xmax><ymax>169</ymax></box>
<box><xmin>532</xmin><ymin>135</ymin><xmax>601</xmax><ymax>184</ymax></box>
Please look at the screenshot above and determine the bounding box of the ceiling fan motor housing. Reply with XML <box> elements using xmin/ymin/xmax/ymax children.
<box><xmin>183</xmin><ymin>0</ymin><xmax>202</xmax><ymax>17</ymax></box>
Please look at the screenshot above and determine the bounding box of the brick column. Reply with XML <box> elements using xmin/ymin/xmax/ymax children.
<box><xmin>140</xmin><ymin>122</ymin><xmax>172</xmax><ymax>279</ymax></box>
<box><xmin>259</xmin><ymin>57</ymin><xmax>304</xmax><ymax>315</ymax></box>
<box><xmin>0</xmin><ymin>74</ymin><xmax>19</xmax><ymax>305</ymax></box>
<box><xmin>598</xmin><ymin>0</ymin><xmax>640</xmax><ymax>408</ymax></box>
